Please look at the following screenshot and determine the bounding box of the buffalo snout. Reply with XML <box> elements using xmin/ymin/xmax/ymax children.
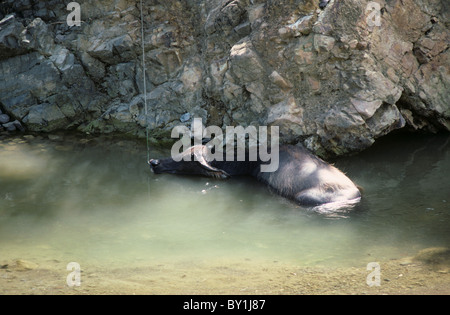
<box><xmin>149</xmin><ymin>159</ymin><xmax>161</xmax><ymax>173</ymax></box>
<box><xmin>149</xmin><ymin>159</ymin><xmax>160</xmax><ymax>167</ymax></box>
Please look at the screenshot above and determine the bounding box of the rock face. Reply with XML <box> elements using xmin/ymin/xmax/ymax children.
<box><xmin>0</xmin><ymin>0</ymin><xmax>448</xmax><ymax>156</ymax></box>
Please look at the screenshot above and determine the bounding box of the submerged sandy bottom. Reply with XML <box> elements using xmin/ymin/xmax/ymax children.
<box><xmin>1</xmin><ymin>250</ymin><xmax>449</xmax><ymax>295</ymax></box>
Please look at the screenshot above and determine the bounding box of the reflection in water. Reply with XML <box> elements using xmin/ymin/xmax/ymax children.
<box><xmin>0</xmin><ymin>132</ymin><xmax>449</xmax><ymax>272</ymax></box>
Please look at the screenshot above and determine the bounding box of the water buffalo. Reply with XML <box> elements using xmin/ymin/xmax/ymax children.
<box><xmin>149</xmin><ymin>144</ymin><xmax>361</xmax><ymax>208</ymax></box>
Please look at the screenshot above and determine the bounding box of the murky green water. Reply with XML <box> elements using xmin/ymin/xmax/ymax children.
<box><xmin>0</xmin><ymin>132</ymin><xmax>449</xmax><ymax>273</ymax></box>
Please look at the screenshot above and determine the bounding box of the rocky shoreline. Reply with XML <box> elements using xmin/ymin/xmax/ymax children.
<box><xmin>0</xmin><ymin>0</ymin><xmax>449</xmax><ymax>157</ymax></box>
<box><xmin>0</xmin><ymin>108</ymin><xmax>24</xmax><ymax>132</ymax></box>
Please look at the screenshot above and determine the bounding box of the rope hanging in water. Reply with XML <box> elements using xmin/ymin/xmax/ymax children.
<box><xmin>140</xmin><ymin>0</ymin><xmax>150</xmax><ymax>163</ymax></box>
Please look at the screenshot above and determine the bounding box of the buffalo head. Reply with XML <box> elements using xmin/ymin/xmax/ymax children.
<box><xmin>149</xmin><ymin>145</ymin><xmax>230</xmax><ymax>179</ymax></box>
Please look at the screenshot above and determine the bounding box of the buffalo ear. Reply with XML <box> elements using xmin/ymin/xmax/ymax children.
<box><xmin>193</xmin><ymin>147</ymin><xmax>230</xmax><ymax>179</ymax></box>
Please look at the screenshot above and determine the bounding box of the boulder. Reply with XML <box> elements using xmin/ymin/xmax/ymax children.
<box><xmin>0</xmin><ymin>114</ymin><xmax>10</xmax><ymax>124</ymax></box>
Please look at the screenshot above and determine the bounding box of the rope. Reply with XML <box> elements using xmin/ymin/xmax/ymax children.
<box><xmin>140</xmin><ymin>0</ymin><xmax>150</xmax><ymax>163</ymax></box>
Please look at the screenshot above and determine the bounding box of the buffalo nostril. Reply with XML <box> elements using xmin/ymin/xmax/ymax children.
<box><xmin>149</xmin><ymin>159</ymin><xmax>160</xmax><ymax>167</ymax></box>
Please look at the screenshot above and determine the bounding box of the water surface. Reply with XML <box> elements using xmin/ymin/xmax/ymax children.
<box><xmin>0</xmin><ymin>132</ymin><xmax>449</xmax><ymax>274</ymax></box>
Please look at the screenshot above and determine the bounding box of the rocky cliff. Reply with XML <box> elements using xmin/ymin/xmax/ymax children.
<box><xmin>0</xmin><ymin>0</ymin><xmax>449</xmax><ymax>156</ymax></box>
